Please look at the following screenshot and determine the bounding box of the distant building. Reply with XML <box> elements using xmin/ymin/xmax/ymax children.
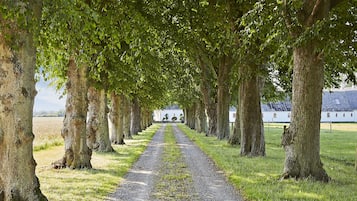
<box><xmin>231</xmin><ymin>90</ymin><xmax>357</xmax><ymax>123</ymax></box>
<box><xmin>153</xmin><ymin>105</ymin><xmax>183</xmax><ymax>122</ymax></box>
<box><xmin>155</xmin><ymin>90</ymin><xmax>357</xmax><ymax>123</ymax></box>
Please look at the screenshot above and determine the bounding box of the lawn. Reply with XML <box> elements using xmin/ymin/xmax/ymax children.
<box><xmin>33</xmin><ymin>117</ymin><xmax>160</xmax><ymax>201</ymax></box>
<box><xmin>178</xmin><ymin>123</ymin><xmax>357</xmax><ymax>201</ymax></box>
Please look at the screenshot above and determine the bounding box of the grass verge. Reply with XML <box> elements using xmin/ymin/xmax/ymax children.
<box><xmin>34</xmin><ymin>124</ymin><xmax>160</xmax><ymax>201</ymax></box>
<box><xmin>151</xmin><ymin>124</ymin><xmax>196</xmax><ymax>200</ymax></box>
<box><xmin>178</xmin><ymin>123</ymin><xmax>357</xmax><ymax>201</ymax></box>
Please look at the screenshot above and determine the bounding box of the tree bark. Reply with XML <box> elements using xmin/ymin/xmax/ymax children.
<box><xmin>0</xmin><ymin>1</ymin><xmax>47</xmax><ymax>199</ymax></box>
<box><xmin>281</xmin><ymin>0</ymin><xmax>331</xmax><ymax>182</ymax></box>
<box><xmin>87</xmin><ymin>87</ymin><xmax>114</xmax><ymax>151</ymax></box>
<box><xmin>281</xmin><ymin>43</ymin><xmax>329</xmax><ymax>181</ymax></box>
<box><xmin>188</xmin><ymin>104</ymin><xmax>196</xmax><ymax>129</ymax></box>
<box><xmin>199</xmin><ymin>58</ymin><xmax>217</xmax><ymax>136</ymax></box>
<box><xmin>122</xmin><ymin>95</ymin><xmax>132</xmax><ymax>139</ymax></box>
<box><xmin>217</xmin><ymin>55</ymin><xmax>232</xmax><ymax>140</ymax></box>
<box><xmin>229</xmin><ymin>99</ymin><xmax>241</xmax><ymax>145</ymax></box>
<box><xmin>130</xmin><ymin>96</ymin><xmax>141</xmax><ymax>135</ymax></box>
<box><xmin>55</xmin><ymin>58</ymin><xmax>92</xmax><ymax>169</ymax></box>
<box><xmin>194</xmin><ymin>101</ymin><xmax>202</xmax><ymax>133</ymax></box>
<box><xmin>239</xmin><ymin>64</ymin><xmax>265</xmax><ymax>156</ymax></box>
<box><xmin>109</xmin><ymin>93</ymin><xmax>125</xmax><ymax>145</ymax></box>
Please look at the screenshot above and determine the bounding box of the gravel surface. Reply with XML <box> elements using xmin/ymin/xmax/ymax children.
<box><xmin>107</xmin><ymin>124</ymin><xmax>166</xmax><ymax>201</ymax></box>
<box><xmin>173</xmin><ymin>124</ymin><xmax>244</xmax><ymax>201</ymax></box>
<box><xmin>107</xmin><ymin>124</ymin><xmax>244</xmax><ymax>201</ymax></box>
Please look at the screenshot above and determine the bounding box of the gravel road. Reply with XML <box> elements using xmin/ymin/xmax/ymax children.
<box><xmin>107</xmin><ymin>124</ymin><xmax>244</xmax><ymax>201</ymax></box>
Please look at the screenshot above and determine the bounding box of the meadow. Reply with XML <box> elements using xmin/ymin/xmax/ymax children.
<box><xmin>33</xmin><ymin>117</ymin><xmax>357</xmax><ymax>200</ymax></box>
<box><xmin>33</xmin><ymin>117</ymin><xmax>160</xmax><ymax>201</ymax></box>
<box><xmin>179</xmin><ymin>123</ymin><xmax>357</xmax><ymax>201</ymax></box>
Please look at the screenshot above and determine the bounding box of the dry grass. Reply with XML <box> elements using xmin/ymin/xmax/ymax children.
<box><xmin>33</xmin><ymin>117</ymin><xmax>64</xmax><ymax>150</ymax></box>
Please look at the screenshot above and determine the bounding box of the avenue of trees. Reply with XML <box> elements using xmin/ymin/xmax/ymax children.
<box><xmin>0</xmin><ymin>0</ymin><xmax>356</xmax><ymax>200</ymax></box>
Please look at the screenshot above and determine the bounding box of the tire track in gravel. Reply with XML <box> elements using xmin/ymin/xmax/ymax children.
<box><xmin>150</xmin><ymin>124</ymin><xmax>199</xmax><ymax>201</ymax></box>
<box><xmin>173</xmin><ymin>124</ymin><xmax>244</xmax><ymax>201</ymax></box>
<box><xmin>108</xmin><ymin>123</ymin><xmax>244</xmax><ymax>201</ymax></box>
<box><xmin>107</xmin><ymin>124</ymin><xmax>166</xmax><ymax>201</ymax></box>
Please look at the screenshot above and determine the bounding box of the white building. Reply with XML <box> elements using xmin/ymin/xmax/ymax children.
<box><xmin>153</xmin><ymin>105</ymin><xmax>183</xmax><ymax>122</ymax></box>
<box><xmin>155</xmin><ymin>90</ymin><xmax>357</xmax><ymax>123</ymax></box>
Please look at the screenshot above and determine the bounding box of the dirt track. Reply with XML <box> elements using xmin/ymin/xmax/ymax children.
<box><xmin>107</xmin><ymin>124</ymin><xmax>243</xmax><ymax>201</ymax></box>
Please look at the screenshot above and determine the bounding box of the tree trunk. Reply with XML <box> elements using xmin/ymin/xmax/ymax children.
<box><xmin>130</xmin><ymin>96</ymin><xmax>141</xmax><ymax>135</ymax></box>
<box><xmin>281</xmin><ymin>43</ymin><xmax>329</xmax><ymax>181</ymax></box>
<box><xmin>281</xmin><ymin>0</ymin><xmax>331</xmax><ymax>182</ymax></box>
<box><xmin>189</xmin><ymin>104</ymin><xmax>196</xmax><ymax>129</ymax></box>
<box><xmin>195</xmin><ymin>102</ymin><xmax>202</xmax><ymax>133</ymax></box>
<box><xmin>217</xmin><ymin>55</ymin><xmax>232</xmax><ymax>140</ymax></box>
<box><xmin>123</xmin><ymin>95</ymin><xmax>132</xmax><ymax>139</ymax></box>
<box><xmin>199</xmin><ymin>101</ymin><xmax>208</xmax><ymax>134</ymax></box>
<box><xmin>239</xmin><ymin>64</ymin><xmax>265</xmax><ymax>156</ymax></box>
<box><xmin>87</xmin><ymin>87</ymin><xmax>114</xmax><ymax>151</ymax></box>
<box><xmin>199</xmin><ymin>58</ymin><xmax>217</xmax><ymax>136</ymax></box>
<box><xmin>109</xmin><ymin>93</ymin><xmax>125</xmax><ymax>145</ymax></box>
<box><xmin>55</xmin><ymin>58</ymin><xmax>92</xmax><ymax>169</ymax></box>
<box><xmin>229</xmin><ymin>99</ymin><xmax>241</xmax><ymax>145</ymax></box>
<box><xmin>0</xmin><ymin>2</ymin><xmax>47</xmax><ymax>199</ymax></box>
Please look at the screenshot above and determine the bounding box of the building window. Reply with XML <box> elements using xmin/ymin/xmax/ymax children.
<box><xmin>327</xmin><ymin>113</ymin><xmax>330</xmax><ymax>118</ymax></box>
<box><xmin>343</xmin><ymin>113</ymin><xmax>345</xmax><ymax>117</ymax></box>
<box><xmin>273</xmin><ymin>113</ymin><xmax>277</xmax><ymax>118</ymax></box>
<box><xmin>288</xmin><ymin>113</ymin><xmax>290</xmax><ymax>118</ymax></box>
<box><xmin>336</xmin><ymin>113</ymin><xmax>338</xmax><ymax>117</ymax></box>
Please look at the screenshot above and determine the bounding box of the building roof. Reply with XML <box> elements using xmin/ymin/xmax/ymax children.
<box><xmin>262</xmin><ymin>90</ymin><xmax>357</xmax><ymax>112</ymax></box>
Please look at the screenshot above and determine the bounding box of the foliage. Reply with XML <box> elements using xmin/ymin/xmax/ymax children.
<box><xmin>240</xmin><ymin>0</ymin><xmax>357</xmax><ymax>92</ymax></box>
<box><xmin>0</xmin><ymin>0</ymin><xmax>42</xmax><ymax>47</ymax></box>
<box><xmin>179</xmin><ymin>123</ymin><xmax>357</xmax><ymax>201</ymax></box>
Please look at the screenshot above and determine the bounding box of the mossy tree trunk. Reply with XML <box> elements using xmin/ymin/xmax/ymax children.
<box><xmin>87</xmin><ymin>87</ymin><xmax>114</xmax><ymax>151</ymax></box>
<box><xmin>109</xmin><ymin>93</ymin><xmax>125</xmax><ymax>145</ymax></box>
<box><xmin>239</xmin><ymin>64</ymin><xmax>265</xmax><ymax>156</ymax></box>
<box><xmin>57</xmin><ymin>58</ymin><xmax>92</xmax><ymax>169</ymax></box>
<box><xmin>130</xmin><ymin>96</ymin><xmax>141</xmax><ymax>135</ymax></box>
<box><xmin>0</xmin><ymin>1</ymin><xmax>47</xmax><ymax>199</ymax></box>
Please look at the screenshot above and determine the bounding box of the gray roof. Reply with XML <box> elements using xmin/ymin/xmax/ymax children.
<box><xmin>263</xmin><ymin>90</ymin><xmax>357</xmax><ymax>112</ymax></box>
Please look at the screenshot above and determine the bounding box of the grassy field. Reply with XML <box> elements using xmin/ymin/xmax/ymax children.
<box><xmin>33</xmin><ymin>118</ymin><xmax>357</xmax><ymax>200</ymax></box>
<box><xmin>179</xmin><ymin>123</ymin><xmax>357</xmax><ymax>201</ymax></box>
<box><xmin>33</xmin><ymin>117</ymin><xmax>160</xmax><ymax>201</ymax></box>
<box><xmin>33</xmin><ymin>117</ymin><xmax>64</xmax><ymax>151</ymax></box>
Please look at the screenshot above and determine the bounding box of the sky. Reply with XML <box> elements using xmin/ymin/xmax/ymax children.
<box><xmin>34</xmin><ymin>78</ymin><xmax>66</xmax><ymax>112</ymax></box>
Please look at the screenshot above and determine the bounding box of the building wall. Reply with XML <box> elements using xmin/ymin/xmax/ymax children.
<box><xmin>229</xmin><ymin>111</ymin><xmax>357</xmax><ymax>123</ymax></box>
<box><xmin>155</xmin><ymin>110</ymin><xmax>357</xmax><ymax>123</ymax></box>
<box><xmin>153</xmin><ymin>109</ymin><xmax>184</xmax><ymax>122</ymax></box>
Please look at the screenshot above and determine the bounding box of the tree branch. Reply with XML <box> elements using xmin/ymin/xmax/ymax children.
<box><xmin>306</xmin><ymin>0</ymin><xmax>322</xmax><ymax>26</ymax></box>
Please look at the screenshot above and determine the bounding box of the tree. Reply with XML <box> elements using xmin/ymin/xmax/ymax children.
<box><xmin>87</xmin><ymin>87</ymin><xmax>114</xmax><ymax>151</ymax></box>
<box><xmin>59</xmin><ymin>58</ymin><xmax>92</xmax><ymax>169</ymax></box>
<box><xmin>239</xmin><ymin>64</ymin><xmax>265</xmax><ymax>156</ymax></box>
<box><xmin>279</xmin><ymin>0</ymin><xmax>356</xmax><ymax>182</ymax></box>
<box><xmin>130</xmin><ymin>96</ymin><xmax>142</xmax><ymax>135</ymax></box>
<box><xmin>109</xmin><ymin>93</ymin><xmax>125</xmax><ymax>145</ymax></box>
<box><xmin>0</xmin><ymin>1</ymin><xmax>47</xmax><ymax>199</ymax></box>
